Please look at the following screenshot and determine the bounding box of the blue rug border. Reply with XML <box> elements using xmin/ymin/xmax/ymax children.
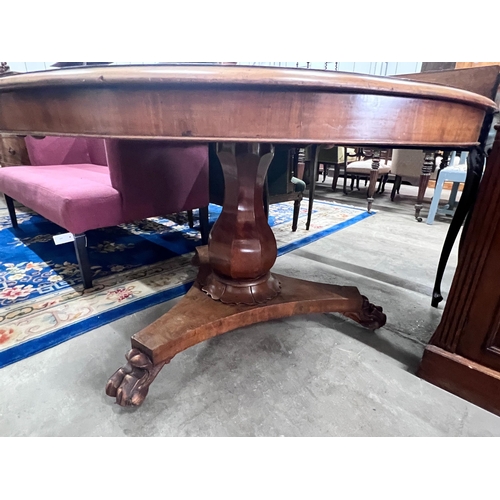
<box><xmin>0</xmin><ymin>205</ymin><xmax>374</xmax><ymax>369</ymax></box>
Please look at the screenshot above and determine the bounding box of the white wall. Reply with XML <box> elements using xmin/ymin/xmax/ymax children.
<box><xmin>5</xmin><ymin>61</ymin><xmax>422</xmax><ymax>76</ymax></box>
<box><xmin>237</xmin><ymin>62</ymin><xmax>422</xmax><ymax>76</ymax></box>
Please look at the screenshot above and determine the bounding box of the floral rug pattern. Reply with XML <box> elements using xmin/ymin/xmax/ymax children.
<box><xmin>0</xmin><ymin>200</ymin><xmax>373</xmax><ymax>367</ymax></box>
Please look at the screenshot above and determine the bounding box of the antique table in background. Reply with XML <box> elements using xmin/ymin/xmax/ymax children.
<box><xmin>0</xmin><ymin>65</ymin><xmax>496</xmax><ymax>407</ymax></box>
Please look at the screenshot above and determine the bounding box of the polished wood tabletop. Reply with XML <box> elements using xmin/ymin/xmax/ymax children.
<box><xmin>0</xmin><ymin>65</ymin><xmax>496</xmax><ymax>407</ymax></box>
<box><xmin>0</xmin><ymin>65</ymin><xmax>495</xmax><ymax>147</ymax></box>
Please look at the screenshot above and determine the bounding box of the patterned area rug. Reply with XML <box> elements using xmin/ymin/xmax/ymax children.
<box><xmin>0</xmin><ymin>200</ymin><xmax>374</xmax><ymax>368</ymax></box>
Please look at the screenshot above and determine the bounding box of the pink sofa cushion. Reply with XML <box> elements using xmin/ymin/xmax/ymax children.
<box><xmin>0</xmin><ymin>164</ymin><xmax>122</xmax><ymax>234</ymax></box>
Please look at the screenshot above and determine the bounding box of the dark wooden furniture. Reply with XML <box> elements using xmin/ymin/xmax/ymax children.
<box><xmin>418</xmin><ymin>125</ymin><xmax>500</xmax><ymax>417</ymax></box>
<box><xmin>0</xmin><ymin>65</ymin><xmax>495</xmax><ymax>407</ymax></box>
<box><xmin>394</xmin><ymin>65</ymin><xmax>500</xmax><ymax>223</ymax></box>
<box><xmin>209</xmin><ymin>144</ymin><xmax>306</xmax><ymax>232</ymax></box>
<box><xmin>396</xmin><ymin>65</ymin><xmax>500</xmax><ymax>307</ymax></box>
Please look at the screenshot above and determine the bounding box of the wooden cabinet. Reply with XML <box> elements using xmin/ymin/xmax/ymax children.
<box><xmin>0</xmin><ymin>135</ymin><xmax>30</xmax><ymax>167</ymax></box>
<box><xmin>418</xmin><ymin>126</ymin><xmax>500</xmax><ymax>416</ymax></box>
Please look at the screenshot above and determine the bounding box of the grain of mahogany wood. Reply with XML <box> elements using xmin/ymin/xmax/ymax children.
<box><xmin>0</xmin><ymin>65</ymin><xmax>496</xmax><ymax>147</ymax></box>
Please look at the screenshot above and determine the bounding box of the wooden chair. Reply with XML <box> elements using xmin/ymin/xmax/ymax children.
<box><xmin>209</xmin><ymin>144</ymin><xmax>307</xmax><ymax>232</ymax></box>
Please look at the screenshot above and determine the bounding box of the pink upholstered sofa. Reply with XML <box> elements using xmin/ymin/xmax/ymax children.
<box><xmin>0</xmin><ymin>136</ymin><xmax>209</xmax><ymax>288</ymax></box>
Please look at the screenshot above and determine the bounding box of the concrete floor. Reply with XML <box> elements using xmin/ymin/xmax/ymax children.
<box><xmin>1</xmin><ymin>178</ymin><xmax>500</xmax><ymax>436</ymax></box>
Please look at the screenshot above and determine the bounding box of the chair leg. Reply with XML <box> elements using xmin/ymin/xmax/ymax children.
<box><xmin>432</xmin><ymin>147</ymin><xmax>484</xmax><ymax>308</ymax></box>
<box><xmin>390</xmin><ymin>176</ymin><xmax>402</xmax><ymax>202</ymax></box>
<box><xmin>426</xmin><ymin>173</ymin><xmax>445</xmax><ymax>225</ymax></box>
<box><xmin>4</xmin><ymin>195</ymin><xmax>18</xmax><ymax>228</ymax></box>
<box><xmin>415</xmin><ymin>151</ymin><xmax>436</xmax><ymax>222</ymax></box>
<box><xmin>187</xmin><ymin>210</ymin><xmax>194</xmax><ymax>228</ymax></box>
<box><xmin>306</xmin><ymin>145</ymin><xmax>319</xmax><ymax>230</ymax></box>
<box><xmin>343</xmin><ymin>171</ymin><xmax>349</xmax><ymax>194</ymax></box>
<box><xmin>73</xmin><ymin>233</ymin><xmax>93</xmax><ymax>289</ymax></box>
<box><xmin>292</xmin><ymin>197</ymin><xmax>301</xmax><ymax>232</ymax></box>
<box><xmin>448</xmin><ymin>182</ymin><xmax>460</xmax><ymax>210</ymax></box>
<box><xmin>381</xmin><ymin>174</ymin><xmax>388</xmax><ymax>193</ymax></box>
<box><xmin>367</xmin><ymin>151</ymin><xmax>381</xmax><ymax>212</ymax></box>
<box><xmin>199</xmin><ymin>206</ymin><xmax>209</xmax><ymax>245</ymax></box>
<box><xmin>331</xmin><ymin>164</ymin><xmax>340</xmax><ymax>191</ymax></box>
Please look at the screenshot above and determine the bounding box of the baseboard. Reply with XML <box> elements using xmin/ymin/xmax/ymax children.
<box><xmin>417</xmin><ymin>345</ymin><xmax>500</xmax><ymax>417</ymax></box>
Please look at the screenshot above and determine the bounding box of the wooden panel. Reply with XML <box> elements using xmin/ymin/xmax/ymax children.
<box><xmin>0</xmin><ymin>135</ymin><xmax>30</xmax><ymax>166</ymax></box>
<box><xmin>0</xmin><ymin>87</ymin><xmax>489</xmax><ymax>148</ymax></box>
<box><xmin>418</xmin><ymin>345</ymin><xmax>500</xmax><ymax>418</ymax></box>
<box><xmin>455</xmin><ymin>62</ymin><xmax>500</xmax><ymax>69</ymax></box>
<box><xmin>484</xmin><ymin>300</ymin><xmax>500</xmax><ymax>356</ymax></box>
<box><xmin>421</xmin><ymin>62</ymin><xmax>456</xmax><ymax>72</ymax></box>
<box><xmin>428</xmin><ymin>126</ymin><xmax>500</xmax><ymax>371</ymax></box>
<box><xmin>419</xmin><ymin>127</ymin><xmax>500</xmax><ymax>415</ymax></box>
<box><xmin>397</xmin><ymin>65</ymin><xmax>500</xmax><ymax>100</ymax></box>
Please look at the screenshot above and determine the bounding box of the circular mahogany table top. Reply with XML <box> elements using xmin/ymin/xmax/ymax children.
<box><xmin>0</xmin><ymin>64</ymin><xmax>497</xmax><ymax>148</ymax></box>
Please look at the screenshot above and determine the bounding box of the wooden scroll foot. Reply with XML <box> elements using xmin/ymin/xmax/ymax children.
<box><xmin>105</xmin><ymin>349</ymin><xmax>167</xmax><ymax>407</ymax></box>
<box><xmin>343</xmin><ymin>295</ymin><xmax>387</xmax><ymax>330</ymax></box>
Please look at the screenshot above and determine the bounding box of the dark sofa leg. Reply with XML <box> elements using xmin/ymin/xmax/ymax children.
<box><xmin>5</xmin><ymin>195</ymin><xmax>18</xmax><ymax>228</ymax></box>
<box><xmin>199</xmin><ymin>206</ymin><xmax>209</xmax><ymax>245</ymax></box>
<box><xmin>74</xmin><ymin>233</ymin><xmax>93</xmax><ymax>289</ymax></box>
<box><xmin>187</xmin><ymin>210</ymin><xmax>194</xmax><ymax>228</ymax></box>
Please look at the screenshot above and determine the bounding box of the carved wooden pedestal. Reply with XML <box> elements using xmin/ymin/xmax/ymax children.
<box><xmin>106</xmin><ymin>247</ymin><xmax>386</xmax><ymax>406</ymax></box>
<box><xmin>106</xmin><ymin>143</ymin><xmax>387</xmax><ymax>407</ymax></box>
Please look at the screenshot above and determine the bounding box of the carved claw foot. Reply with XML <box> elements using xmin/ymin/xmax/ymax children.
<box><xmin>343</xmin><ymin>295</ymin><xmax>387</xmax><ymax>330</ymax></box>
<box><xmin>106</xmin><ymin>349</ymin><xmax>167</xmax><ymax>407</ymax></box>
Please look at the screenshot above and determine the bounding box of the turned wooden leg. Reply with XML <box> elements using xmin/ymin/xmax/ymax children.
<box><xmin>306</xmin><ymin>144</ymin><xmax>319</xmax><ymax>230</ymax></box>
<box><xmin>415</xmin><ymin>150</ymin><xmax>436</xmax><ymax>222</ymax></box>
<box><xmin>367</xmin><ymin>150</ymin><xmax>381</xmax><ymax>212</ymax></box>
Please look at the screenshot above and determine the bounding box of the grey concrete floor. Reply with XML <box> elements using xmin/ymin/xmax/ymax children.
<box><xmin>1</xmin><ymin>178</ymin><xmax>500</xmax><ymax>436</ymax></box>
